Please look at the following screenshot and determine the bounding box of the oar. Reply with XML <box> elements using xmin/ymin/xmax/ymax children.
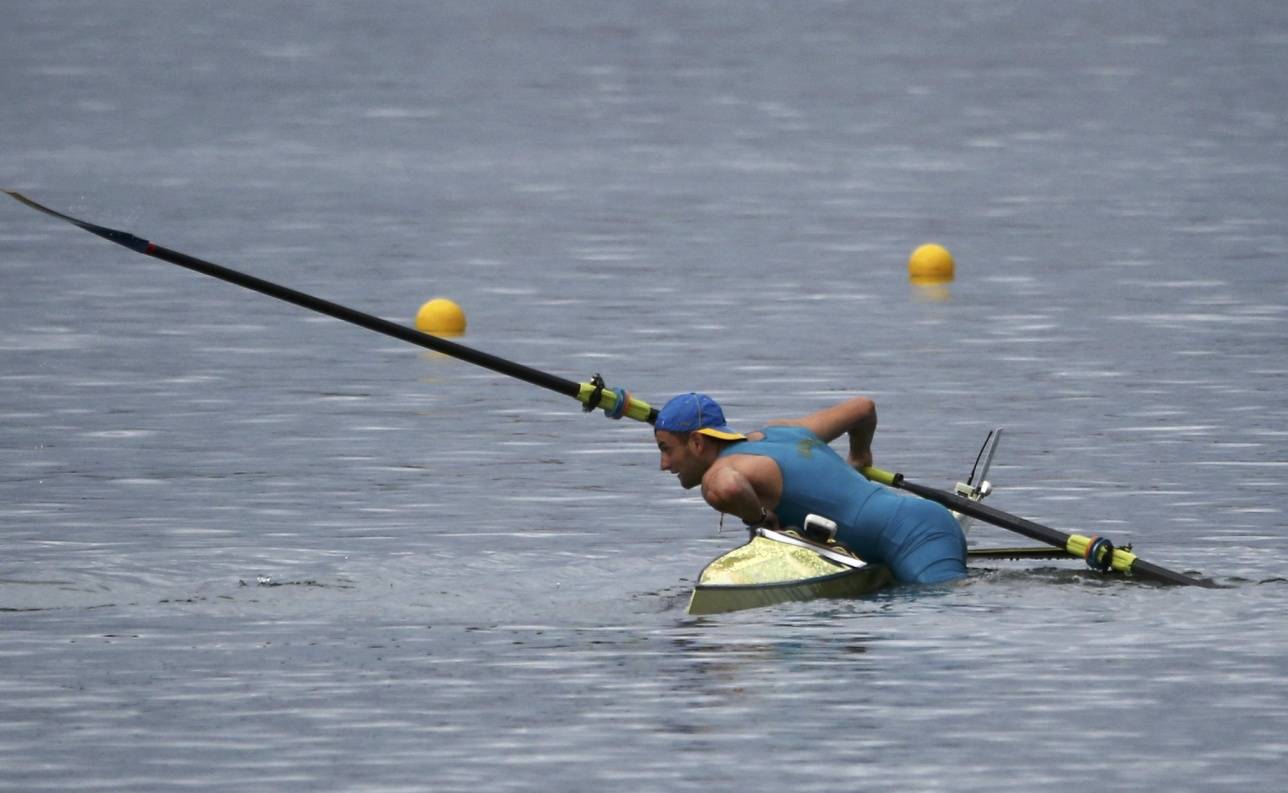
<box><xmin>861</xmin><ymin>465</ymin><xmax>1216</xmax><ymax>587</ymax></box>
<box><xmin>6</xmin><ymin>191</ymin><xmax>1217</xmax><ymax>589</ymax></box>
<box><xmin>4</xmin><ymin>190</ymin><xmax>654</xmax><ymax>423</ymax></box>
<box><xmin>968</xmin><ymin>546</ymin><xmax>1069</xmax><ymax>560</ymax></box>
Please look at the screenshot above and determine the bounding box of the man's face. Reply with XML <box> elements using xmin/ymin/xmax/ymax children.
<box><xmin>656</xmin><ymin>429</ymin><xmax>707</xmax><ymax>490</ymax></box>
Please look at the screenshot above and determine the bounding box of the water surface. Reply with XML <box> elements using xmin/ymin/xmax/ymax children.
<box><xmin>3</xmin><ymin>2</ymin><xmax>1286</xmax><ymax>791</ymax></box>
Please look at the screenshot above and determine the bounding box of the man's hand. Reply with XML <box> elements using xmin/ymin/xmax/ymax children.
<box><xmin>750</xmin><ymin>507</ymin><xmax>780</xmax><ymax>529</ymax></box>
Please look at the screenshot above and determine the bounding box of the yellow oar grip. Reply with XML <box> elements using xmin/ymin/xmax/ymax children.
<box><xmin>859</xmin><ymin>466</ymin><xmax>898</xmax><ymax>486</ymax></box>
<box><xmin>623</xmin><ymin>397</ymin><xmax>654</xmax><ymax>423</ymax></box>
<box><xmin>577</xmin><ymin>382</ymin><xmax>654</xmax><ymax>423</ymax></box>
<box><xmin>1066</xmin><ymin>534</ymin><xmax>1138</xmax><ymax>574</ymax></box>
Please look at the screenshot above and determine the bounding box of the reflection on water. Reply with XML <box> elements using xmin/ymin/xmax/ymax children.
<box><xmin>910</xmin><ymin>277</ymin><xmax>954</xmax><ymax>302</ymax></box>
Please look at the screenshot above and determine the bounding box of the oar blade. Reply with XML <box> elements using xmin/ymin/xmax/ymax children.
<box><xmin>5</xmin><ymin>190</ymin><xmax>152</xmax><ymax>253</ymax></box>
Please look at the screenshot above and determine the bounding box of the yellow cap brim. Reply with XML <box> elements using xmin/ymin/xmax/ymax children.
<box><xmin>696</xmin><ymin>427</ymin><xmax>746</xmax><ymax>441</ymax></box>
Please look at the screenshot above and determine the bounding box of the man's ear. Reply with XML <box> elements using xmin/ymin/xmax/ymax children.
<box><xmin>690</xmin><ymin>432</ymin><xmax>718</xmax><ymax>457</ymax></box>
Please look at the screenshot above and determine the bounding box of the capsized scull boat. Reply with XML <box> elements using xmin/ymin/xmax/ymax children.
<box><xmin>687</xmin><ymin>525</ymin><xmax>892</xmax><ymax>615</ymax></box>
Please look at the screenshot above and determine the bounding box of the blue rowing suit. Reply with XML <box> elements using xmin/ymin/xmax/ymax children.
<box><xmin>720</xmin><ymin>426</ymin><xmax>967</xmax><ymax>584</ymax></box>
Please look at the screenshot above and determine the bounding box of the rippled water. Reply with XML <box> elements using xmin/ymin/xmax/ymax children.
<box><xmin>3</xmin><ymin>2</ymin><xmax>1286</xmax><ymax>791</ymax></box>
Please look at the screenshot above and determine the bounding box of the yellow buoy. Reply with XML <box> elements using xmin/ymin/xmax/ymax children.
<box><xmin>415</xmin><ymin>297</ymin><xmax>467</xmax><ymax>336</ymax></box>
<box><xmin>908</xmin><ymin>243</ymin><xmax>955</xmax><ymax>282</ymax></box>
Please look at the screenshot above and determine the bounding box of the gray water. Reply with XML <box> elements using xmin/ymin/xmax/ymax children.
<box><xmin>3</xmin><ymin>2</ymin><xmax>1286</xmax><ymax>790</ymax></box>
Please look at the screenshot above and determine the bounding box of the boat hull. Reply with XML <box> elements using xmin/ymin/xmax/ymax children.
<box><xmin>687</xmin><ymin>531</ymin><xmax>892</xmax><ymax>615</ymax></box>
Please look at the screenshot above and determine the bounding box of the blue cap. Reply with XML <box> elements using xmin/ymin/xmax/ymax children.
<box><xmin>655</xmin><ymin>393</ymin><xmax>746</xmax><ymax>440</ymax></box>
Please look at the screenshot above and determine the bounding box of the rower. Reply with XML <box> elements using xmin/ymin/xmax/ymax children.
<box><xmin>654</xmin><ymin>392</ymin><xmax>968</xmax><ymax>585</ymax></box>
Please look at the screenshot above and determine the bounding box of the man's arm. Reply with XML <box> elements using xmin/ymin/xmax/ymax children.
<box><xmin>768</xmin><ymin>396</ymin><xmax>877</xmax><ymax>470</ymax></box>
<box><xmin>700</xmin><ymin>457</ymin><xmax>783</xmax><ymax>526</ymax></box>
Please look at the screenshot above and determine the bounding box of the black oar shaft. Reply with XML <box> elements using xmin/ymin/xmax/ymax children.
<box><xmin>885</xmin><ymin>473</ymin><xmax>1214</xmax><ymax>588</ymax></box>
<box><xmin>864</xmin><ymin>465</ymin><xmax>1212</xmax><ymax>587</ymax></box>
<box><xmin>147</xmin><ymin>241</ymin><xmax>583</xmax><ymax>399</ymax></box>
<box><xmin>6</xmin><ymin>190</ymin><xmax>583</xmax><ymax>400</ymax></box>
<box><xmin>895</xmin><ymin>477</ymin><xmax>1069</xmax><ymax>548</ymax></box>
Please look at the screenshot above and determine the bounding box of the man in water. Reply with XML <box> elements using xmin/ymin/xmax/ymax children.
<box><xmin>654</xmin><ymin>392</ymin><xmax>967</xmax><ymax>584</ymax></box>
